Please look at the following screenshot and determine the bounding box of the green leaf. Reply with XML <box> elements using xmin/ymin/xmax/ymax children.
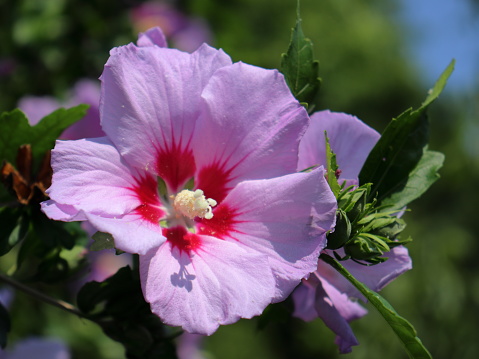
<box><xmin>0</xmin><ymin>207</ymin><xmax>29</xmax><ymax>256</ymax></box>
<box><xmin>0</xmin><ymin>105</ymin><xmax>88</xmax><ymax>171</ymax></box>
<box><xmin>422</xmin><ymin>60</ymin><xmax>455</xmax><ymax>107</ymax></box>
<box><xmin>31</xmin><ymin>211</ymin><xmax>78</xmax><ymax>250</ymax></box>
<box><xmin>359</xmin><ymin>60</ymin><xmax>453</xmax><ymax>207</ymax></box>
<box><xmin>0</xmin><ymin>301</ymin><xmax>11</xmax><ymax>348</ymax></box>
<box><xmin>76</xmin><ymin>266</ymin><xmax>177</xmax><ymax>358</ymax></box>
<box><xmin>280</xmin><ymin>5</ymin><xmax>321</xmax><ymax>107</ymax></box>
<box><xmin>77</xmin><ymin>266</ymin><xmax>142</xmax><ymax>316</ymax></box>
<box><xmin>321</xmin><ymin>253</ymin><xmax>432</xmax><ymax>359</ymax></box>
<box><xmin>326</xmin><ymin>209</ymin><xmax>351</xmax><ymax>250</ymax></box>
<box><xmin>380</xmin><ymin>150</ymin><xmax>444</xmax><ymax>210</ymax></box>
<box><xmin>0</xmin><ymin>110</ymin><xmax>31</xmax><ymax>166</ymax></box>
<box><xmin>90</xmin><ymin>232</ymin><xmax>115</xmax><ymax>251</ymax></box>
<box><xmin>324</xmin><ymin>132</ymin><xmax>340</xmax><ymax>196</ymax></box>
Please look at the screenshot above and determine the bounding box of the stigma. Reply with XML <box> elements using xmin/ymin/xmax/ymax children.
<box><xmin>173</xmin><ymin>189</ymin><xmax>217</xmax><ymax>220</ymax></box>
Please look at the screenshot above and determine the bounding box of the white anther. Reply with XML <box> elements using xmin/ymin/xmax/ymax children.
<box><xmin>173</xmin><ymin>189</ymin><xmax>217</xmax><ymax>219</ymax></box>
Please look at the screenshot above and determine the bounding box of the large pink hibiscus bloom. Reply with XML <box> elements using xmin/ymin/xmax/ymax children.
<box><xmin>293</xmin><ymin>110</ymin><xmax>412</xmax><ymax>353</ymax></box>
<box><xmin>42</xmin><ymin>28</ymin><xmax>337</xmax><ymax>334</ymax></box>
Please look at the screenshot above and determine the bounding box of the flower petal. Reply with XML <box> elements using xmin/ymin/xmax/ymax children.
<box><xmin>46</xmin><ymin>137</ymin><xmax>143</xmax><ymax>217</ymax></box>
<box><xmin>292</xmin><ymin>280</ymin><xmax>320</xmax><ymax>322</ymax></box>
<box><xmin>43</xmin><ymin>137</ymin><xmax>166</xmax><ymax>255</ymax></box>
<box><xmin>201</xmin><ymin>169</ymin><xmax>337</xmax><ymax>301</ymax></box>
<box><xmin>100</xmin><ymin>43</ymin><xmax>232</xmax><ymax>190</ymax></box>
<box><xmin>137</xmin><ymin>27</ymin><xmax>167</xmax><ymax>47</ymax></box>
<box><xmin>313</xmin><ymin>279</ymin><xmax>362</xmax><ymax>354</ymax></box>
<box><xmin>85</xmin><ymin>213</ymin><xmax>164</xmax><ymax>255</ymax></box>
<box><xmin>298</xmin><ymin>110</ymin><xmax>380</xmax><ymax>179</ymax></box>
<box><xmin>41</xmin><ymin>200</ymin><xmax>87</xmax><ymax>221</ymax></box>
<box><xmin>140</xmin><ymin>235</ymin><xmax>276</xmax><ymax>335</ymax></box>
<box><xmin>318</xmin><ymin>246</ymin><xmax>412</xmax><ymax>300</ymax></box>
<box><xmin>193</xmin><ymin>62</ymin><xmax>309</xmax><ymax>202</ymax></box>
<box><xmin>293</xmin><ymin>273</ymin><xmax>364</xmax><ymax>353</ymax></box>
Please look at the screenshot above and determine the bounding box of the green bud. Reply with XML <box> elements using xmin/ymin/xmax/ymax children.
<box><xmin>337</xmin><ymin>183</ymin><xmax>371</xmax><ymax>222</ymax></box>
<box><xmin>344</xmin><ymin>234</ymin><xmax>389</xmax><ymax>263</ymax></box>
<box><xmin>326</xmin><ymin>210</ymin><xmax>351</xmax><ymax>250</ymax></box>
<box><xmin>371</xmin><ymin>217</ymin><xmax>406</xmax><ymax>239</ymax></box>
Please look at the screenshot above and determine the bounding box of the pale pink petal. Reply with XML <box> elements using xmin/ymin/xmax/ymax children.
<box><xmin>193</xmin><ymin>62</ymin><xmax>309</xmax><ymax>202</ymax></box>
<box><xmin>100</xmin><ymin>43</ymin><xmax>231</xmax><ymax>191</ymax></box>
<box><xmin>199</xmin><ymin>169</ymin><xmax>337</xmax><ymax>301</ymax></box>
<box><xmin>293</xmin><ymin>274</ymin><xmax>366</xmax><ymax>353</ymax></box>
<box><xmin>292</xmin><ymin>280</ymin><xmax>319</xmax><ymax>322</ymax></box>
<box><xmin>137</xmin><ymin>27</ymin><xmax>167</xmax><ymax>47</ymax></box>
<box><xmin>343</xmin><ymin>246</ymin><xmax>412</xmax><ymax>294</ymax></box>
<box><xmin>320</xmin><ymin>278</ymin><xmax>367</xmax><ymax>322</ymax></box>
<box><xmin>41</xmin><ymin>201</ymin><xmax>87</xmax><ymax>221</ymax></box>
<box><xmin>317</xmin><ymin>247</ymin><xmax>412</xmax><ymax>301</ymax></box>
<box><xmin>140</xmin><ymin>236</ymin><xmax>276</xmax><ymax>335</ymax></box>
<box><xmin>46</xmin><ymin>137</ymin><xmax>143</xmax><ymax>217</ymax></box>
<box><xmin>313</xmin><ymin>280</ymin><xmax>361</xmax><ymax>353</ymax></box>
<box><xmin>298</xmin><ymin>110</ymin><xmax>380</xmax><ymax>179</ymax></box>
<box><xmin>43</xmin><ymin>137</ymin><xmax>166</xmax><ymax>255</ymax></box>
<box><xmin>85</xmin><ymin>213</ymin><xmax>164</xmax><ymax>255</ymax></box>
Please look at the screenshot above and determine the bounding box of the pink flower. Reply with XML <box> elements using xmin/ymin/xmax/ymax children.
<box><xmin>0</xmin><ymin>290</ymin><xmax>70</xmax><ymax>359</ymax></box>
<box><xmin>130</xmin><ymin>1</ymin><xmax>212</xmax><ymax>52</ymax></box>
<box><xmin>293</xmin><ymin>111</ymin><xmax>412</xmax><ymax>353</ymax></box>
<box><xmin>42</xmin><ymin>28</ymin><xmax>337</xmax><ymax>334</ymax></box>
<box><xmin>0</xmin><ymin>338</ymin><xmax>70</xmax><ymax>359</ymax></box>
<box><xmin>18</xmin><ymin>79</ymin><xmax>104</xmax><ymax>140</ymax></box>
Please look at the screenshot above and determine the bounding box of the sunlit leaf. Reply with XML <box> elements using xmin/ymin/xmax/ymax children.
<box><xmin>0</xmin><ymin>105</ymin><xmax>88</xmax><ymax>171</ymax></box>
<box><xmin>280</xmin><ymin>6</ymin><xmax>321</xmax><ymax>108</ymax></box>
<box><xmin>321</xmin><ymin>253</ymin><xmax>432</xmax><ymax>359</ymax></box>
<box><xmin>359</xmin><ymin>60</ymin><xmax>454</xmax><ymax>208</ymax></box>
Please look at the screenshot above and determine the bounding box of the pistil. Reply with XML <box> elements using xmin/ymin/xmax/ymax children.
<box><xmin>173</xmin><ymin>189</ymin><xmax>217</xmax><ymax>220</ymax></box>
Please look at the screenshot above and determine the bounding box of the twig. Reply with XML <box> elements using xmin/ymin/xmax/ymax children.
<box><xmin>0</xmin><ymin>272</ymin><xmax>89</xmax><ymax>320</ymax></box>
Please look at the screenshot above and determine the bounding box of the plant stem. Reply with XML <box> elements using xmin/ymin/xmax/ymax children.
<box><xmin>0</xmin><ymin>272</ymin><xmax>89</xmax><ymax>320</ymax></box>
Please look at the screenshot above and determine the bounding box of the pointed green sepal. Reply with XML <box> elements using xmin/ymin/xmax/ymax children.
<box><xmin>324</xmin><ymin>132</ymin><xmax>341</xmax><ymax>197</ymax></box>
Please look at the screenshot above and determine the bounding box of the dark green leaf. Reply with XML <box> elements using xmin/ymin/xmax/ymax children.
<box><xmin>321</xmin><ymin>253</ymin><xmax>432</xmax><ymax>359</ymax></box>
<box><xmin>31</xmin><ymin>211</ymin><xmax>77</xmax><ymax>250</ymax></box>
<box><xmin>76</xmin><ymin>266</ymin><xmax>177</xmax><ymax>358</ymax></box>
<box><xmin>0</xmin><ymin>207</ymin><xmax>29</xmax><ymax>256</ymax></box>
<box><xmin>0</xmin><ymin>105</ymin><xmax>88</xmax><ymax>171</ymax></box>
<box><xmin>326</xmin><ymin>210</ymin><xmax>351</xmax><ymax>250</ymax></box>
<box><xmin>77</xmin><ymin>266</ymin><xmax>142</xmax><ymax>316</ymax></box>
<box><xmin>0</xmin><ymin>301</ymin><xmax>10</xmax><ymax>348</ymax></box>
<box><xmin>280</xmin><ymin>6</ymin><xmax>321</xmax><ymax>107</ymax></box>
<box><xmin>90</xmin><ymin>232</ymin><xmax>115</xmax><ymax>251</ymax></box>
<box><xmin>359</xmin><ymin>60</ymin><xmax>454</xmax><ymax>207</ymax></box>
<box><xmin>0</xmin><ymin>110</ymin><xmax>31</xmax><ymax>167</ymax></box>
<box><xmin>380</xmin><ymin>150</ymin><xmax>444</xmax><ymax>210</ymax></box>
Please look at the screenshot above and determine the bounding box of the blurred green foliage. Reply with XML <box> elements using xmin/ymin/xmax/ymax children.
<box><xmin>0</xmin><ymin>0</ymin><xmax>478</xmax><ymax>358</ymax></box>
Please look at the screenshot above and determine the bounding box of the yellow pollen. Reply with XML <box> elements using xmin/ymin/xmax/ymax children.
<box><xmin>173</xmin><ymin>189</ymin><xmax>217</xmax><ymax>220</ymax></box>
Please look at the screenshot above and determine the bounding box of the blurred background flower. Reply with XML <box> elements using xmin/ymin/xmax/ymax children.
<box><xmin>130</xmin><ymin>1</ymin><xmax>213</xmax><ymax>52</ymax></box>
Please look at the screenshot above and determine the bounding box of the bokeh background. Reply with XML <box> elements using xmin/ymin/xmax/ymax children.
<box><xmin>0</xmin><ymin>0</ymin><xmax>478</xmax><ymax>358</ymax></box>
